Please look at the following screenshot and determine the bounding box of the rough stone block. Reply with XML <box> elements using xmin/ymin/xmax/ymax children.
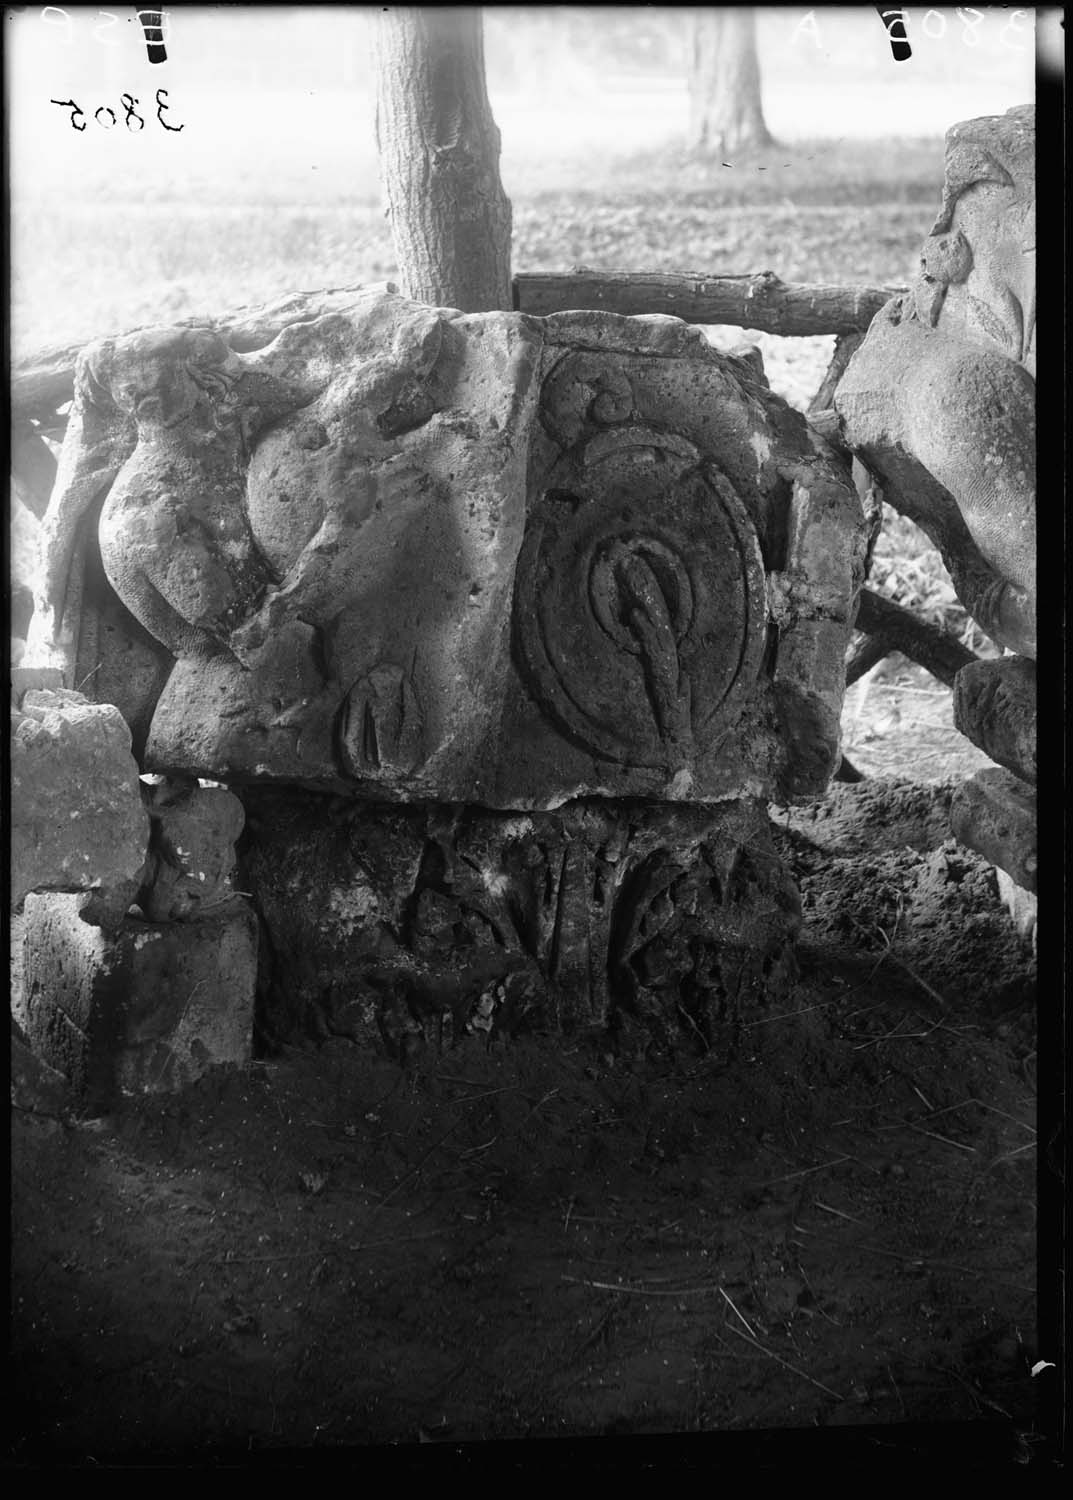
<box><xmin>950</xmin><ymin>768</ymin><xmax>1036</xmax><ymax>893</ymax></box>
<box><xmin>21</xmin><ymin>893</ymin><xmax>258</xmax><ymax>1110</ymax></box>
<box><xmin>10</xmin><ymin>688</ymin><xmax>149</xmax><ymax>915</ymax></box>
<box><xmin>952</xmin><ymin>655</ymin><xmax>1036</xmax><ymax>784</ymax></box>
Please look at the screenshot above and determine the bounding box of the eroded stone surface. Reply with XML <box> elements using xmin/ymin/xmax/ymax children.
<box><xmin>952</xmin><ymin>656</ymin><xmax>1036</xmax><ymax>785</ymax></box>
<box><xmin>26</xmin><ymin>290</ymin><xmax>865</xmax><ymax>808</ymax></box>
<box><xmin>836</xmin><ymin>105</ymin><xmax>1035</xmax><ymax>661</ymax></box>
<box><xmin>138</xmin><ymin>778</ymin><xmax>246</xmax><ymax>921</ymax></box>
<box><xmin>10</xmin><ymin>684</ymin><xmax>149</xmax><ymax>918</ymax></box>
<box><xmin>21</xmin><ymin>892</ymin><xmax>258</xmax><ymax>1110</ymax></box>
<box><xmin>239</xmin><ymin>789</ymin><xmax>801</xmax><ymax>1056</ymax></box>
<box><xmin>994</xmin><ymin>869</ymin><xmax>1037</xmax><ymax>954</ymax></box>
<box><xmin>949</xmin><ymin>768</ymin><xmax>1036</xmax><ymax>894</ymax></box>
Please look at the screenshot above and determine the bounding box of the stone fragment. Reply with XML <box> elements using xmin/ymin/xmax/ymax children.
<box><xmin>26</xmin><ymin>287</ymin><xmax>866</xmax><ymax>809</ymax></box>
<box><xmin>21</xmin><ymin>892</ymin><xmax>258</xmax><ymax>1110</ymax></box>
<box><xmin>138</xmin><ymin>777</ymin><xmax>246</xmax><ymax>921</ymax></box>
<box><xmin>238</xmin><ymin>788</ymin><xmax>801</xmax><ymax>1056</ymax></box>
<box><xmin>949</xmin><ymin>768</ymin><xmax>1036</xmax><ymax>893</ymax></box>
<box><xmin>952</xmin><ymin>655</ymin><xmax>1036</xmax><ymax>784</ymax></box>
<box><xmin>995</xmin><ymin>869</ymin><xmax>1037</xmax><ymax>954</ymax></box>
<box><xmin>10</xmin><ymin>687</ymin><xmax>149</xmax><ymax>917</ymax></box>
<box><xmin>836</xmin><ymin>106</ymin><xmax>1035</xmax><ymax>659</ymax></box>
<box><xmin>11</xmin><ymin>1016</ymin><xmax>69</xmax><ymax>1118</ymax></box>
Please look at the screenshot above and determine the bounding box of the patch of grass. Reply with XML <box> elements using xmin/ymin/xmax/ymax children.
<box><xmin>13</xmin><ymin>135</ymin><xmax>937</xmax><ymax>355</ymax></box>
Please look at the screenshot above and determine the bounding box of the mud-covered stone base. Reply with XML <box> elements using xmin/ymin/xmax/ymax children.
<box><xmin>238</xmin><ymin>792</ymin><xmax>802</xmax><ymax>1059</ymax></box>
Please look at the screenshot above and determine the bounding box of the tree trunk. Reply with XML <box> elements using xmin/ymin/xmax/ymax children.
<box><xmin>371</xmin><ymin>6</ymin><xmax>513</xmax><ymax>312</ymax></box>
<box><xmin>689</xmin><ymin>9</ymin><xmax>774</xmax><ymax>156</ymax></box>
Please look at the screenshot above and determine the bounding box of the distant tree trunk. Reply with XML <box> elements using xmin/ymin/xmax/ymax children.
<box><xmin>688</xmin><ymin>9</ymin><xmax>774</xmax><ymax>156</ymax></box>
<box><xmin>371</xmin><ymin>6</ymin><xmax>513</xmax><ymax>312</ymax></box>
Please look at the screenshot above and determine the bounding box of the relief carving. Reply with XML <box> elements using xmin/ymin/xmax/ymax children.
<box><xmin>513</xmin><ymin>431</ymin><xmax>767</xmax><ymax>772</ymax></box>
<box><xmin>27</xmin><ymin>292</ymin><xmax>864</xmax><ymax>810</ymax></box>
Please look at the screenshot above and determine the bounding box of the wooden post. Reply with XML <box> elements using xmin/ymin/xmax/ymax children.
<box><xmin>688</xmin><ymin>9</ymin><xmax>774</xmax><ymax>156</ymax></box>
<box><xmin>371</xmin><ymin>6</ymin><xmax>513</xmax><ymax>312</ymax></box>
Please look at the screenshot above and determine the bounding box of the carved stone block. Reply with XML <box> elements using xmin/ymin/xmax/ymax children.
<box><xmin>21</xmin><ymin>892</ymin><xmax>258</xmax><ymax>1110</ymax></box>
<box><xmin>239</xmin><ymin>789</ymin><xmax>801</xmax><ymax>1056</ymax></box>
<box><xmin>26</xmin><ymin>291</ymin><xmax>866</xmax><ymax>809</ymax></box>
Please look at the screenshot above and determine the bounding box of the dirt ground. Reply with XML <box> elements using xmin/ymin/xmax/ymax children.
<box><xmin>10</xmin><ymin>656</ymin><xmax>1041</xmax><ymax>1462</ymax></box>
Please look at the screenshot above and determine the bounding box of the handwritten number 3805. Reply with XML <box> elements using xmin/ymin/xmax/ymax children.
<box><xmin>51</xmin><ymin>90</ymin><xmax>184</xmax><ymax>133</ymax></box>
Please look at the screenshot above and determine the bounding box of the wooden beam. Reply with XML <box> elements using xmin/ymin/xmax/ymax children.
<box><xmin>12</xmin><ymin>272</ymin><xmax>903</xmax><ymax>422</ymax></box>
<box><xmin>853</xmin><ymin>586</ymin><xmax>978</xmax><ymax>689</ymax></box>
<box><xmin>513</xmin><ymin>270</ymin><xmax>902</xmax><ymax>335</ymax></box>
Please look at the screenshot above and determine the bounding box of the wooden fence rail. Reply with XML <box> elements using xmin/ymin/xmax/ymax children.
<box><xmin>11</xmin><ymin>270</ymin><xmax>903</xmax><ymax>422</ymax></box>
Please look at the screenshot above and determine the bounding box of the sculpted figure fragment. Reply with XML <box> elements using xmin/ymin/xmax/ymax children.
<box><xmin>836</xmin><ymin>104</ymin><xmax>1035</xmax><ymax>660</ymax></box>
<box><xmin>835</xmin><ymin>105</ymin><xmax>1036</xmax><ymax>907</ymax></box>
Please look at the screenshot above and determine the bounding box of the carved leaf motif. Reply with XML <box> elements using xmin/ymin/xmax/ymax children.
<box><xmin>338</xmin><ymin>664</ymin><xmax>425</xmax><ymax>778</ymax></box>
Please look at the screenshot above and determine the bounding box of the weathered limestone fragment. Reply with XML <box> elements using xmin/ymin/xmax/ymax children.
<box><xmin>994</xmin><ymin>869</ymin><xmax>1037</xmax><ymax>953</ymax></box>
<box><xmin>26</xmin><ymin>289</ymin><xmax>866</xmax><ymax>810</ymax></box>
<box><xmin>138</xmin><ymin>777</ymin><xmax>247</xmax><ymax>920</ymax></box>
<box><xmin>239</xmin><ymin>789</ymin><xmax>800</xmax><ymax>1055</ymax></box>
<box><xmin>835</xmin><ymin>104</ymin><xmax>1035</xmax><ymax>661</ymax></box>
<box><xmin>14</xmin><ymin>759</ymin><xmax>255</xmax><ymax>1108</ymax></box>
<box><xmin>952</xmin><ymin>656</ymin><xmax>1036</xmax><ymax>784</ymax></box>
<box><xmin>21</xmin><ymin>892</ymin><xmax>258</xmax><ymax>1111</ymax></box>
<box><xmin>949</xmin><ymin>768</ymin><xmax>1036</xmax><ymax>894</ymax></box>
<box><xmin>10</xmin><ymin>675</ymin><xmax>149</xmax><ymax>917</ymax></box>
<box><xmin>834</xmin><ymin>106</ymin><xmax>1037</xmax><ymax>932</ymax></box>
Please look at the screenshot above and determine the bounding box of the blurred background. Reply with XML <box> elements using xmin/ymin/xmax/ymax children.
<box><xmin>6</xmin><ymin>5</ymin><xmax>1040</xmax><ymax>357</ymax></box>
<box><xmin>7</xmin><ymin>6</ymin><xmax>1045</xmax><ymax>759</ymax></box>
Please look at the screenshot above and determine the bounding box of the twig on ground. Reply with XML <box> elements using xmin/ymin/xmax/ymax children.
<box><xmin>561</xmin><ymin>1276</ymin><xmax>717</xmax><ymax>1298</ymax></box>
<box><xmin>790</xmin><ymin>1230</ymin><xmax>1033</xmax><ymax>1292</ymax></box>
<box><xmin>214</xmin><ymin>1228</ymin><xmax>443</xmax><ymax>1264</ymax></box>
<box><xmin>761</xmin><ymin>1157</ymin><xmax>852</xmax><ymax>1185</ymax></box>
<box><xmin>718</xmin><ymin>1286</ymin><xmax>757</xmax><ymax>1338</ymax></box>
<box><xmin>813</xmin><ymin>1199</ymin><xmax>867</xmax><ymax>1226</ymax></box>
<box><xmin>874</xmin><ymin>928</ymin><xmax>950</xmax><ymax>1014</ymax></box>
<box><xmin>988</xmin><ymin>1141</ymin><xmax>1035</xmax><ymax>1166</ymax></box>
<box><xmin>795</xmin><ymin>1262</ymin><xmax>842</xmax><ymax>1327</ymax></box>
<box><xmin>909</xmin><ymin>1124</ymin><xmax>977</xmax><ymax>1153</ymax></box>
<box><xmin>723</xmin><ymin>1322</ymin><xmax>845</xmax><ymax>1401</ymax></box>
<box><xmin>379</xmin><ymin>1120</ymin><xmax>461</xmax><ymax>1206</ymax></box>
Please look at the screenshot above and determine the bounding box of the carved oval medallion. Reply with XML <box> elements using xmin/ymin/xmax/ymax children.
<box><xmin>513</xmin><ymin>435</ymin><xmax>767</xmax><ymax>767</ymax></box>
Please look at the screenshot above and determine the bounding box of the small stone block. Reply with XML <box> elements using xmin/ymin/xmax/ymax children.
<box><xmin>22</xmin><ymin>893</ymin><xmax>258</xmax><ymax>1110</ymax></box>
<box><xmin>949</xmin><ymin>768</ymin><xmax>1036</xmax><ymax>893</ymax></box>
<box><xmin>953</xmin><ymin>655</ymin><xmax>1036</xmax><ymax>785</ymax></box>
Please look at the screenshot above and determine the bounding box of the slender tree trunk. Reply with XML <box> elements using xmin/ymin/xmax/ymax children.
<box><xmin>688</xmin><ymin>9</ymin><xmax>774</xmax><ymax>156</ymax></box>
<box><xmin>371</xmin><ymin>6</ymin><xmax>513</xmax><ymax>312</ymax></box>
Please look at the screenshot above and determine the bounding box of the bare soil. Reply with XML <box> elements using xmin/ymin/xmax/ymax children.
<box><xmin>10</xmin><ymin>659</ymin><xmax>1039</xmax><ymax>1461</ymax></box>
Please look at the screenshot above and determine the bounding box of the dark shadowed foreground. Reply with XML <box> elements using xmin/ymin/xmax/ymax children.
<box><xmin>12</xmin><ymin>772</ymin><xmax>1037</xmax><ymax>1457</ymax></box>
